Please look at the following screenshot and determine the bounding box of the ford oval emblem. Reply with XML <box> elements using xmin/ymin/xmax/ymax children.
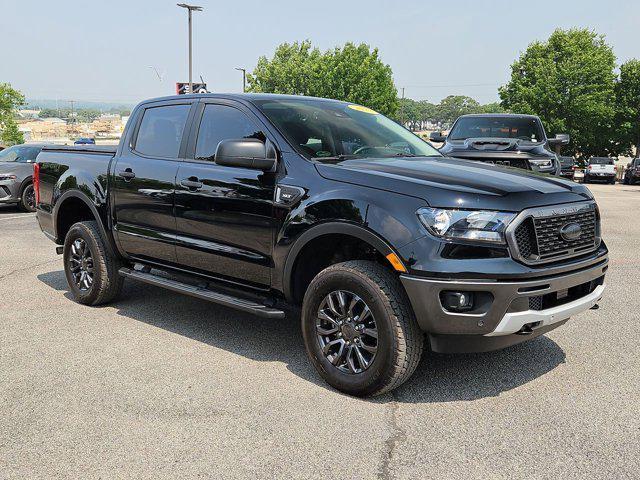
<box><xmin>559</xmin><ymin>222</ymin><xmax>582</xmax><ymax>241</ymax></box>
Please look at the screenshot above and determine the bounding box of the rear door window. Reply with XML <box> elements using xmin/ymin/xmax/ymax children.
<box><xmin>135</xmin><ymin>104</ymin><xmax>191</xmax><ymax>158</ymax></box>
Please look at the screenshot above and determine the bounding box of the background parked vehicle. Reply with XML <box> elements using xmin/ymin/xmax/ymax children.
<box><xmin>430</xmin><ymin>114</ymin><xmax>567</xmax><ymax>175</ymax></box>
<box><xmin>559</xmin><ymin>156</ymin><xmax>576</xmax><ymax>180</ymax></box>
<box><xmin>584</xmin><ymin>157</ymin><xmax>617</xmax><ymax>184</ymax></box>
<box><xmin>623</xmin><ymin>158</ymin><xmax>640</xmax><ymax>185</ymax></box>
<box><xmin>0</xmin><ymin>144</ymin><xmax>46</xmax><ymax>212</ymax></box>
<box><xmin>74</xmin><ymin>137</ymin><xmax>96</xmax><ymax>145</ymax></box>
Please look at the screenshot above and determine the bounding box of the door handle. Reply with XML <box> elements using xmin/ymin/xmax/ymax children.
<box><xmin>118</xmin><ymin>168</ymin><xmax>136</xmax><ymax>181</ymax></box>
<box><xmin>180</xmin><ymin>177</ymin><xmax>203</xmax><ymax>190</ymax></box>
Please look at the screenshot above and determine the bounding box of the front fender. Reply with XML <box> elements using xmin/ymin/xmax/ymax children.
<box><xmin>272</xmin><ymin>177</ymin><xmax>428</xmax><ymax>298</ymax></box>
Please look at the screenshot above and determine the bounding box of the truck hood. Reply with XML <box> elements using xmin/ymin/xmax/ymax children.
<box><xmin>0</xmin><ymin>162</ymin><xmax>29</xmax><ymax>176</ymax></box>
<box><xmin>315</xmin><ymin>156</ymin><xmax>593</xmax><ymax>212</ymax></box>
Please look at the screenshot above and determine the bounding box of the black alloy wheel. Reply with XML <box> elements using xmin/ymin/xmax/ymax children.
<box><xmin>68</xmin><ymin>237</ymin><xmax>94</xmax><ymax>292</ymax></box>
<box><xmin>316</xmin><ymin>290</ymin><xmax>378</xmax><ymax>374</ymax></box>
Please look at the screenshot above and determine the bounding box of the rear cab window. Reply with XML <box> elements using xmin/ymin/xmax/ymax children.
<box><xmin>134</xmin><ymin>104</ymin><xmax>191</xmax><ymax>158</ymax></box>
<box><xmin>589</xmin><ymin>157</ymin><xmax>614</xmax><ymax>165</ymax></box>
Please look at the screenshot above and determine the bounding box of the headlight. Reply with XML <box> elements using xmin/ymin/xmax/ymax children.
<box><xmin>417</xmin><ymin>208</ymin><xmax>516</xmax><ymax>244</ymax></box>
<box><xmin>529</xmin><ymin>159</ymin><xmax>553</xmax><ymax>168</ymax></box>
<box><xmin>0</xmin><ymin>174</ymin><xmax>17</xmax><ymax>181</ymax></box>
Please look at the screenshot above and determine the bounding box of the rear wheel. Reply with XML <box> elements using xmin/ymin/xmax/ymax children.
<box><xmin>301</xmin><ymin>260</ymin><xmax>423</xmax><ymax>397</ymax></box>
<box><xmin>19</xmin><ymin>183</ymin><xmax>36</xmax><ymax>212</ymax></box>
<box><xmin>63</xmin><ymin>221</ymin><xmax>123</xmax><ymax>306</ymax></box>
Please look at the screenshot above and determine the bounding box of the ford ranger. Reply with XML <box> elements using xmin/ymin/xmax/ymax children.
<box><xmin>35</xmin><ymin>94</ymin><xmax>608</xmax><ymax>397</ymax></box>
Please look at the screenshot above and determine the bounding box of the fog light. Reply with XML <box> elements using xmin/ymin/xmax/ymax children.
<box><xmin>441</xmin><ymin>291</ymin><xmax>474</xmax><ymax>312</ymax></box>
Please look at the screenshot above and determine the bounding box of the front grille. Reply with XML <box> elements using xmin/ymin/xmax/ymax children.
<box><xmin>528</xmin><ymin>296</ymin><xmax>543</xmax><ymax>311</ymax></box>
<box><xmin>509</xmin><ymin>203</ymin><xmax>599</xmax><ymax>264</ymax></box>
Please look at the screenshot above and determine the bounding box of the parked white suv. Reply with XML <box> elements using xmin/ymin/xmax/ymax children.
<box><xmin>584</xmin><ymin>157</ymin><xmax>616</xmax><ymax>184</ymax></box>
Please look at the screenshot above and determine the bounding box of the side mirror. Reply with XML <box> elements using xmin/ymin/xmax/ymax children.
<box><xmin>548</xmin><ymin>134</ymin><xmax>570</xmax><ymax>147</ymax></box>
<box><xmin>429</xmin><ymin>132</ymin><xmax>447</xmax><ymax>143</ymax></box>
<box><xmin>215</xmin><ymin>138</ymin><xmax>276</xmax><ymax>171</ymax></box>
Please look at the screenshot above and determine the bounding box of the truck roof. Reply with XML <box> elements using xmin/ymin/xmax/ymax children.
<box><xmin>457</xmin><ymin>113</ymin><xmax>541</xmax><ymax>119</ymax></box>
<box><xmin>138</xmin><ymin>93</ymin><xmax>350</xmax><ymax>106</ymax></box>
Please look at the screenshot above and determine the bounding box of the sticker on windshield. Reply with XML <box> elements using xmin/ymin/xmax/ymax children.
<box><xmin>347</xmin><ymin>104</ymin><xmax>378</xmax><ymax>115</ymax></box>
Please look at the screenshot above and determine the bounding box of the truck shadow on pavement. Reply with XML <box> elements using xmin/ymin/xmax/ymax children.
<box><xmin>38</xmin><ymin>270</ymin><xmax>566</xmax><ymax>404</ymax></box>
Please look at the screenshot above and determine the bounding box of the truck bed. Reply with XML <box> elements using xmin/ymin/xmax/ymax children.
<box><xmin>41</xmin><ymin>145</ymin><xmax>117</xmax><ymax>155</ymax></box>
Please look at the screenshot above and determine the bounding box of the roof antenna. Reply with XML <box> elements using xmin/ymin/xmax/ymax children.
<box><xmin>199</xmin><ymin>75</ymin><xmax>210</xmax><ymax>93</ymax></box>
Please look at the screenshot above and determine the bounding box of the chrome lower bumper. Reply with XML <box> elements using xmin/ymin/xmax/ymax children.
<box><xmin>486</xmin><ymin>284</ymin><xmax>605</xmax><ymax>336</ymax></box>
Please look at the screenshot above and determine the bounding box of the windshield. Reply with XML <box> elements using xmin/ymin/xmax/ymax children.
<box><xmin>560</xmin><ymin>156</ymin><xmax>575</xmax><ymax>167</ymax></box>
<box><xmin>449</xmin><ymin>116</ymin><xmax>545</xmax><ymax>142</ymax></box>
<box><xmin>0</xmin><ymin>145</ymin><xmax>41</xmax><ymax>162</ymax></box>
<box><xmin>253</xmin><ymin>98</ymin><xmax>441</xmax><ymax>161</ymax></box>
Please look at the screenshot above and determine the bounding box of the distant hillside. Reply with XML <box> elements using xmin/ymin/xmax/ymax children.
<box><xmin>24</xmin><ymin>99</ymin><xmax>135</xmax><ymax>111</ymax></box>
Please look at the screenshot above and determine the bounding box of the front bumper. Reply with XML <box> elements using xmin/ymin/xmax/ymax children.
<box><xmin>400</xmin><ymin>257</ymin><xmax>608</xmax><ymax>353</ymax></box>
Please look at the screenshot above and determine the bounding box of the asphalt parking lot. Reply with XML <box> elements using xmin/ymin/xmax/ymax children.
<box><xmin>1</xmin><ymin>183</ymin><xmax>639</xmax><ymax>479</ymax></box>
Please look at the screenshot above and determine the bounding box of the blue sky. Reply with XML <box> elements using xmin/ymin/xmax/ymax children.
<box><xmin>2</xmin><ymin>0</ymin><xmax>639</xmax><ymax>105</ymax></box>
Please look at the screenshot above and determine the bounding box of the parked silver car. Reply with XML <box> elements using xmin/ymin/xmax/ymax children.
<box><xmin>0</xmin><ymin>144</ymin><xmax>46</xmax><ymax>212</ymax></box>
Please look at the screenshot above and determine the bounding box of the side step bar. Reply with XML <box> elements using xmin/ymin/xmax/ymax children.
<box><xmin>118</xmin><ymin>267</ymin><xmax>285</xmax><ymax>319</ymax></box>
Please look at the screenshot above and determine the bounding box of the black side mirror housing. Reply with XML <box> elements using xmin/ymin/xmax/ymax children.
<box><xmin>429</xmin><ymin>132</ymin><xmax>447</xmax><ymax>143</ymax></box>
<box><xmin>215</xmin><ymin>138</ymin><xmax>276</xmax><ymax>171</ymax></box>
<box><xmin>548</xmin><ymin>134</ymin><xmax>570</xmax><ymax>147</ymax></box>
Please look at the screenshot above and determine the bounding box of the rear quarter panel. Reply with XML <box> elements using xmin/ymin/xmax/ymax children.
<box><xmin>36</xmin><ymin>150</ymin><xmax>114</xmax><ymax>240</ymax></box>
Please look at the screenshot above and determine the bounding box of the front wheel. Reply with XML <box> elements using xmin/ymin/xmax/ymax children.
<box><xmin>63</xmin><ymin>221</ymin><xmax>123</xmax><ymax>306</ymax></box>
<box><xmin>301</xmin><ymin>260</ymin><xmax>424</xmax><ymax>397</ymax></box>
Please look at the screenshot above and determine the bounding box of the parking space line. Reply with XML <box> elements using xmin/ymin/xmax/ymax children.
<box><xmin>0</xmin><ymin>214</ymin><xmax>37</xmax><ymax>221</ymax></box>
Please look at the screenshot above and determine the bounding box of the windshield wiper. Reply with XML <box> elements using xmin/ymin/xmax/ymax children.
<box><xmin>312</xmin><ymin>154</ymin><xmax>360</xmax><ymax>161</ymax></box>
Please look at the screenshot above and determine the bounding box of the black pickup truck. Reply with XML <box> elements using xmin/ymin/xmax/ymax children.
<box><xmin>35</xmin><ymin>94</ymin><xmax>608</xmax><ymax>396</ymax></box>
<box><xmin>431</xmin><ymin>114</ymin><xmax>567</xmax><ymax>175</ymax></box>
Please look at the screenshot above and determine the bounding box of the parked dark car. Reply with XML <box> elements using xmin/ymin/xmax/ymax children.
<box><xmin>559</xmin><ymin>156</ymin><xmax>576</xmax><ymax>180</ymax></box>
<box><xmin>431</xmin><ymin>114</ymin><xmax>568</xmax><ymax>175</ymax></box>
<box><xmin>0</xmin><ymin>143</ymin><xmax>46</xmax><ymax>211</ymax></box>
<box><xmin>584</xmin><ymin>157</ymin><xmax>617</xmax><ymax>184</ymax></box>
<box><xmin>74</xmin><ymin>137</ymin><xmax>96</xmax><ymax>145</ymax></box>
<box><xmin>623</xmin><ymin>158</ymin><xmax>640</xmax><ymax>185</ymax></box>
<box><xmin>34</xmin><ymin>94</ymin><xmax>608</xmax><ymax>396</ymax></box>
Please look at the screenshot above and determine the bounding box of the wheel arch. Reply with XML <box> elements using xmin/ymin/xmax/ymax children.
<box><xmin>53</xmin><ymin>190</ymin><xmax>117</xmax><ymax>256</ymax></box>
<box><xmin>282</xmin><ymin>222</ymin><xmax>398</xmax><ymax>303</ymax></box>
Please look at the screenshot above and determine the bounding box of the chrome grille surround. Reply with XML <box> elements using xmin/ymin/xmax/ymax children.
<box><xmin>505</xmin><ymin>201</ymin><xmax>601</xmax><ymax>265</ymax></box>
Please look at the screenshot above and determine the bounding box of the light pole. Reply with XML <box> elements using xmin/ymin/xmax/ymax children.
<box><xmin>177</xmin><ymin>3</ymin><xmax>203</xmax><ymax>94</ymax></box>
<box><xmin>235</xmin><ymin>67</ymin><xmax>247</xmax><ymax>93</ymax></box>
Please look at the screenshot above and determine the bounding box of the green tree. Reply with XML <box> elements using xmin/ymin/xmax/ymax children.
<box><xmin>76</xmin><ymin>109</ymin><xmax>101</xmax><ymax>123</ymax></box>
<box><xmin>435</xmin><ymin>95</ymin><xmax>480</xmax><ymax>127</ymax></box>
<box><xmin>0</xmin><ymin>83</ymin><xmax>25</xmax><ymax>145</ymax></box>
<box><xmin>615</xmin><ymin>59</ymin><xmax>640</xmax><ymax>157</ymax></box>
<box><xmin>499</xmin><ymin>28</ymin><xmax>618</xmax><ymax>158</ymax></box>
<box><xmin>1</xmin><ymin>117</ymin><xmax>23</xmax><ymax>145</ymax></box>
<box><xmin>477</xmin><ymin>102</ymin><xmax>507</xmax><ymax>114</ymax></box>
<box><xmin>247</xmin><ymin>41</ymin><xmax>398</xmax><ymax>116</ymax></box>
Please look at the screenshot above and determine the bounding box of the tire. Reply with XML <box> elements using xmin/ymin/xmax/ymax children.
<box><xmin>301</xmin><ymin>260</ymin><xmax>424</xmax><ymax>397</ymax></box>
<box><xmin>623</xmin><ymin>176</ymin><xmax>629</xmax><ymax>185</ymax></box>
<box><xmin>19</xmin><ymin>183</ymin><xmax>36</xmax><ymax>212</ymax></box>
<box><xmin>63</xmin><ymin>221</ymin><xmax>123</xmax><ymax>306</ymax></box>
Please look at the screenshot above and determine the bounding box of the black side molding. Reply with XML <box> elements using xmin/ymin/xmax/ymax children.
<box><xmin>118</xmin><ymin>267</ymin><xmax>285</xmax><ymax>319</ymax></box>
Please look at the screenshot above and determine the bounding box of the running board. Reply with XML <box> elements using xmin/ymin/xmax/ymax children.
<box><xmin>118</xmin><ymin>267</ymin><xmax>285</xmax><ymax>319</ymax></box>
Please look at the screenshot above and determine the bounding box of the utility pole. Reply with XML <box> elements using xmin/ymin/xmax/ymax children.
<box><xmin>177</xmin><ymin>3</ymin><xmax>203</xmax><ymax>94</ymax></box>
<box><xmin>69</xmin><ymin>100</ymin><xmax>75</xmax><ymax>136</ymax></box>
<box><xmin>235</xmin><ymin>67</ymin><xmax>247</xmax><ymax>93</ymax></box>
<box><xmin>400</xmin><ymin>87</ymin><xmax>405</xmax><ymax>126</ymax></box>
